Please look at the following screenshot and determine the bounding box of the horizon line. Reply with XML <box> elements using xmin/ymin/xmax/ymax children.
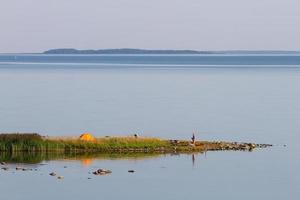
<box><xmin>2</xmin><ymin>48</ymin><xmax>300</xmax><ymax>54</ymax></box>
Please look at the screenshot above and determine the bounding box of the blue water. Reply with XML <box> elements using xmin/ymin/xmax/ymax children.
<box><xmin>0</xmin><ymin>54</ymin><xmax>299</xmax><ymax>199</ymax></box>
<box><xmin>1</xmin><ymin>54</ymin><xmax>300</xmax><ymax>67</ymax></box>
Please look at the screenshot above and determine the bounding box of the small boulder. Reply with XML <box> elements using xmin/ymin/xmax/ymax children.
<box><xmin>93</xmin><ymin>169</ymin><xmax>112</xmax><ymax>175</ymax></box>
<box><xmin>49</xmin><ymin>172</ymin><xmax>56</xmax><ymax>176</ymax></box>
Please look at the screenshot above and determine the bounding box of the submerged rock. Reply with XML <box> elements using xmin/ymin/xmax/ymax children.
<box><xmin>57</xmin><ymin>176</ymin><xmax>64</xmax><ymax>179</ymax></box>
<box><xmin>128</xmin><ymin>170</ymin><xmax>135</xmax><ymax>173</ymax></box>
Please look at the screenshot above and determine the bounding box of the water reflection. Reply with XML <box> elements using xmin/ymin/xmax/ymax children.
<box><xmin>0</xmin><ymin>151</ymin><xmax>205</xmax><ymax>167</ymax></box>
<box><xmin>81</xmin><ymin>159</ymin><xmax>93</xmax><ymax>167</ymax></box>
<box><xmin>192</xmin><ymin>154</ymin><xmax>195</xmax><ymax>166</ymax></box>
<box><xmin>0</xmin><ymin>151</ymin><xmax>166</xmax><ymax>165</ymax></box>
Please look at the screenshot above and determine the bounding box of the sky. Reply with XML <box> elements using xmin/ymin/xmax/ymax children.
<box><xmin>0</xmin><ymin>0</ymin><xmax>300</xmax><ymax>53</ymax></box>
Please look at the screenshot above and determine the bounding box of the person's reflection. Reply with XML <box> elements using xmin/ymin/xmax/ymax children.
<box><xmin>192</xmin><ymin>154</ymin><xmax>195</xmax><ymax>166</ymax></box>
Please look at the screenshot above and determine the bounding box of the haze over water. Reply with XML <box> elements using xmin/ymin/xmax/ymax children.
<box><xmin>0</xmin><ymin>54</ymin><xmax>299</xmax><ymax>199</ymax></box>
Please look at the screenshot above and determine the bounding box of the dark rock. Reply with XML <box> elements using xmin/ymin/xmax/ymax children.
<box><xmin>93</xmin><ymin>169</ymin><xmax>112</xmax><ymax>175</ymax></box>
<box><xmin>49</xmin><ymin>172</ymin><xmax>56</xmax><ymax>176</ymax></box>
<box><xmin>128</xmin><ymin>170</ymin><xmax>135</xmax><ymax>173</ymax></box>
<box><xmin>0</xmin><ymin>162</ymin><xmax>6</xmax><ymax>165</ymax></box>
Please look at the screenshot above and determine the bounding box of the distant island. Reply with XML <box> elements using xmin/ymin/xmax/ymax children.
<box><xmin>43</xmin><ymin>48</ymin><xmax>300</xmax><ymax>54</ymax></box>
<box><xmin>44</xmin><ymin>48</ymin><xmax>208</xmax><ymax>54</ymax></box>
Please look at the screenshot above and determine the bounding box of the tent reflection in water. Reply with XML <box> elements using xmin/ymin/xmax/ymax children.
<box><xmin>81</xmin><ymin>159</ymin><xmax>93</xmax><ymax>166</ymax></box>
<box><xmin>79</xmin><ymin>133</ymin><xmax>96</xmax><ymax>142</ymax></box>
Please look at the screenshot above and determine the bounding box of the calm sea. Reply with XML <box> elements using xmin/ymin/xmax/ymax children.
<box><xmin>0</xmin><ymin>54</ymin><xmax>299</xmax><ymax>199</ymax></box>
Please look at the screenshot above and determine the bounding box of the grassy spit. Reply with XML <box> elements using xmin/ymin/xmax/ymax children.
<box><xmin>0</xmin><ymin>133</ymin><xmax>170</xmax><ymax>153</ymax></box>
<box><xmin>0</xmin><ymin>133</ymin><xmax>270</xmax><ymax>154</ymax></box>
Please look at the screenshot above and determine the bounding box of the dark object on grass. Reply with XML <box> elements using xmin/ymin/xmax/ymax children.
<box><xmin>170</xmin><ymin>140</ymin><xmax>179</xmax><ymax>145</ymax></box>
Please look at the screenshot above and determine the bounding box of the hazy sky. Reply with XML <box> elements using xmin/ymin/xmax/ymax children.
<box><xmin>0</xmin><ymin>0</ymin><xmax>300</xmax><ymax>53</ymax></box>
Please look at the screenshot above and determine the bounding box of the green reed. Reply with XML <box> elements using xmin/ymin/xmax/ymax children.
<box><xmin>0</xmin><ymin>133</ymin><xmax>171</xmax><ymax>153</ymax></box>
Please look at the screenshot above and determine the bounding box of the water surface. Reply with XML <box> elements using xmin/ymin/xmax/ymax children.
<box><xmin>0</xmin><ymin>54</ymin><xmax>299</xmax><ymax>199</ymax></box>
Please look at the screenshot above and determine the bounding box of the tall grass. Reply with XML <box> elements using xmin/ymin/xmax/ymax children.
<box><xmin>0</xmin><ymin>134</ymin><xmax>171</xmax><ymax>153</ymax></box>
<box><xmin>0</xmin><ymin>133</ymin><xmax>44</xmax><ymax>152</ymax></box>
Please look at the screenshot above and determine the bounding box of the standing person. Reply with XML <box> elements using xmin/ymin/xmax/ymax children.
<box><xmin>191</xmin><ymin>133</ymin><xmax>195</xmax><ymax>145</ymax></box>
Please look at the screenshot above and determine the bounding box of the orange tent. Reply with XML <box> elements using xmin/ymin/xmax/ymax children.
<box><xmin>79</xmin><ymin>133</ymin><xmax>96</xmax><ymax>142</ymax></box>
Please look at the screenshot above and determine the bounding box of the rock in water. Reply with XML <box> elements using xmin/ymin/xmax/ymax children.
<box><xmin>93</xmin><ymin>169</ymin><xmax>112</xmax><ymax>175</ymax></box>
<box><xmin>49</xmin><ymin>172</ymin><xmax>56</xmax><ymax>176</ymax></box>
<box><xmin>128</xmin><ymin>170</ymin><xmax>135</xmax><ymax>173</ymax></box>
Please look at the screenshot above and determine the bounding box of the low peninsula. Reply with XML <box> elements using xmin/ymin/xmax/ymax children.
<box><xmin>0</xmin><ymin>133</ymin><xmax>272</xmax><ymax>153</ymax></box>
